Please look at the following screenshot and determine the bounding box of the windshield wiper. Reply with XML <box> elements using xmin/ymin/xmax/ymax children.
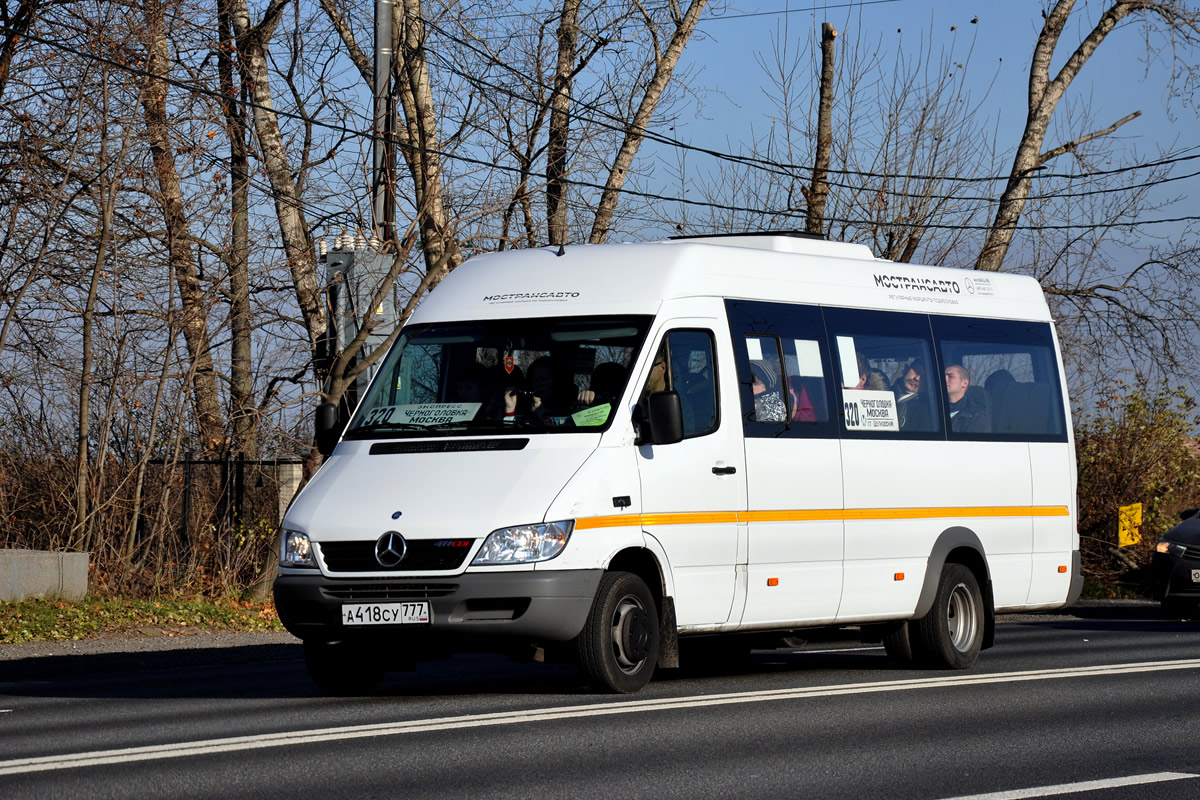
<box><xmin>346</xmin><ymin>422</ymin><xmax>433</xmax><ymax>435</ymax></box>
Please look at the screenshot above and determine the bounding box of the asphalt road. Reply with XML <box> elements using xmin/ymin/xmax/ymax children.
<box><xmin>2</xmin><ymin>603</ymin><xmax>1199</xmax><ymax>800</ymax></box>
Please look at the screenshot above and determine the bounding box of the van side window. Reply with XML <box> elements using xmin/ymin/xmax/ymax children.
<box><xmin>823</xmin><ymin>307</ymin><xmax>942</xmax><ymax>439</ymax></box>
<box><xmin>931</xmin><ymin>317</ymin><xmax>1067</xmax><ymax>441</ymax></box>
<box><xmin>640</xmin><ymin>330</ymin><xmax>718</xmax><ymax>439</ymax></box>
<box><xmin>744</xmin><ymin>336</ymin><xmax>788</xmax><ymax>423</ymax></box>
<box><xmin>726</xmin><ymin>299</ymin><xmax>836</xmax><ymax>439</ymax></box>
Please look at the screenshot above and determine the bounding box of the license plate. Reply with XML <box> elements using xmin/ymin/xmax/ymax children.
<box><xmin>342</xmin><ymin>602</ymin><xmax>430</xmax><ymax>626</ymax></box>
<box><xmin>1191</xmin><ymin>570</ymin><xmax>1200</xmax><ymax>583</ymax></box>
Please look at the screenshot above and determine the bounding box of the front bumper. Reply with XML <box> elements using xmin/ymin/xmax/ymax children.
<box><xmin>1151</xmin><ymin>552</ymin><xmax>1200</xmax><ymax>600</ymax></box>
<box><xmin>274</xmin><ymin>569</ymin><xmax>603</xmax><ymax>644</ymax></box>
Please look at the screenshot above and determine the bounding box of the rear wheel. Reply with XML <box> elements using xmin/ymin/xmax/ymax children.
<box><xmin>577</xmin><ymin>571</ymin><xmax>659</xmax><ymax>693</ymax></box>
<box><xmin>303</xmin><ymin>640</ymin><xmax>386</xmax><ymax>696</ymax></box>
<box><xmin>881</xmin><ymin>621</ymin><xmax>918</xmax><ymax>667</ymax></box>
<box><xmin>912</xmin><ymin>563</ymin><xmax>984</xmax><ymax>669</ymax></box>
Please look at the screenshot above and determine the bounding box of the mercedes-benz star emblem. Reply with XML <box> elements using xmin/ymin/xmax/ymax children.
<box><xmin>374</xmin><ymin>531</ymin><xmax>407</xmax><ymax>568</ymax></box>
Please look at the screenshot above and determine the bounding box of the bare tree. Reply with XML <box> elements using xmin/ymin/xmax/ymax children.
<box><xmin>229</xmin><ymin>0</ymin><xmax>328</xmax><ymax>379</ymax></box>
<box><xmin>588</xmin><ymin>0</ymin><xmax>708</xmax><ymax>243</ymax></box>
<box><xmin>142</xmin><ymin>0</ymin><xmax>225</xmax><ymax>450</ymax></box>
<box><xmin>545</xmin><ymin>0</ymin><xmax>581</xmax><ymax>246</ymax></box>
<box><xmin>975</xmin><ymin>0</ymin><xmax>1200</xmax><ymax>272</ymax></box>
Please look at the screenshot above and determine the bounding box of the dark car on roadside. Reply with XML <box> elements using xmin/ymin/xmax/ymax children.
<box><xmin>1153</xmin><ymin>507</ymin><xmax>1200</xmax><ymax>616</ymax></box>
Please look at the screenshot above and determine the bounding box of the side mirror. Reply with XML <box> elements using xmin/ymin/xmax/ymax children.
<box><xmin>315</xmin><ymin>402</ymin><xmax>343</xmax><ymax>456</ymax></box>
<box><xmin>646</xmin><ymin>390</ymin><xmax>684</xmax><ymax>445</ymax></box>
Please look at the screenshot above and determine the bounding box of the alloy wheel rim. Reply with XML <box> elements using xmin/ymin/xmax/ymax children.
<box><xmin>947</xmin><ymin>582</ymin><xmax>978</xmax><ymax>652</ymax></box>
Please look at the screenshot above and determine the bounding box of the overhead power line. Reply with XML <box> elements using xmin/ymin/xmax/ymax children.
<box><xmin>1</xmin><ymin>19</ymin><xmax>1198</xmax><ymax>236</ymax></box>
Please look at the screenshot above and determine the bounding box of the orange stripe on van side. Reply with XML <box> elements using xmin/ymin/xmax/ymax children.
<box><xmin>641</xmin><ymin>512</ymin><xmax>741</xmax><ymax>526</ymax></box>
<box><xmin>574</xmin><ymin>515</ymin><xmax>640</xmax><ymax>530</ymax></box>
<box><xmin>573</xmin><ymin>505</ymin><xmax>1068</xmax><ymax>530</ymax></box>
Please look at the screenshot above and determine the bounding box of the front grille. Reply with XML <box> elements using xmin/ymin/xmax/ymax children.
<box><xmin>319</xmin><ymin>539</ymin><xmax>475</xmax><ymax>572</ymax></box>
<box><xmin>321</xmin><ymin>582</ymin><xmax>459</xmax><ymax>601</ymax></box>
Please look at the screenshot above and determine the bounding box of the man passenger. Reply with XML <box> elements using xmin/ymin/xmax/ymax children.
<box><xmin>944</xmin><ymin>364</ymin><xmax>991</xmax><ymax>433</ymax></box>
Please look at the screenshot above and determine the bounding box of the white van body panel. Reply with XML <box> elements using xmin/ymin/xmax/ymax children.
<box><xmin>541</xmin><ymin>445</ymin><xmax>643</xmax><ymax>571</ymax></box>
<box><xmin>409</xmin><ymin>239</ymin><xmax>1053</xmax><ymax>328</ymax></box>
<box><xmin>288</xmin><ymin>436</ymin><xmax>598</xmax><ymax>576</ymax></box>
<box><xmin>1027</xmin><ymin>441</ymin><xmax>1078</xmax><ymax>606</ymax></box>
<box><xmin>741</xmin><ymin>438</ymin><xmax>845</xmax><ymax>627</ymax></box>
<box><xmin>836</xmin><ymin>440</ymin><xmax>1035</xmax><ymax>617</ymax></box>
<box><xmin>634</xmin><ymin>307</ymin><xmax>747</xmax><ymax>629</ymax></box>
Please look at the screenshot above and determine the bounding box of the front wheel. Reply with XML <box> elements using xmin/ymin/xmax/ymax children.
<box><xmin>577</xmin><ymin>571</ymin><xmax>659</xmax><ymax>693</ymax></box>
<box><xmin>912</xmin><ymin>563</ymin><xmax>985</xmax><ymax>669</ymax></box>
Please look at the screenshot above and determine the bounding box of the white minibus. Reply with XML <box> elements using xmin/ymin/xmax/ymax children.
<box><xmin>274</xmin><ymin>232</ymin><xmax>1080</xmax><ymax>694</ymax></box>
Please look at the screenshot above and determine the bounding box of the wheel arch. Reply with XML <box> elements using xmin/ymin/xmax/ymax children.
<box><xmin>914</xmin><ymin>526</ymin><xmax>996</xmax><ymax>650</ymax></box>
<box><xmin>608</xmin><ymin>547</ymin><xmax>666</xmax><ymax>607</ymax></box>
<box><xmin>606</xmin><ymin>545</ymin><xmax>678</xmax><ymax>669</ymax></box>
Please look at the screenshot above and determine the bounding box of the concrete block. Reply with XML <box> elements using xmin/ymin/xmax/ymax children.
<box><xmin>0</xmin><ymin>549</ymin><xmax>89</xmax><ymax>602</ymax></box>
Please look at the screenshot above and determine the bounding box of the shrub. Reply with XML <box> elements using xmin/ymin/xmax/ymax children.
<box><xmin>1075</xmin><ymin>383</ymin><xmax>1200</xmax><ymax>592</ymax></box>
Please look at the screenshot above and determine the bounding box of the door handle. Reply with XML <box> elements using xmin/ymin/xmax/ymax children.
<box><xmin>711</xmin><ymin>465</ymin><xmax>737</xmax><ymax>475</ymax></box>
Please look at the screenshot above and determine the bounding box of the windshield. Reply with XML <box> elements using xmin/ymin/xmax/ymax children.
<box><xmin>345</xmin><ymin>315</ymin><xmax>653</xmax><ymax>438</ymax></box>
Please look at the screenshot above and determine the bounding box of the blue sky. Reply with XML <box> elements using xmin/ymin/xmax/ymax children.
<box><xmin>685</xmin><ymin>0</ymin><xmax>1194</xmax><ymax>156</ymax></box>
<box><xmin>654</xmin><ymin>0</ymin><xmax>1198</xmax><ymax>242</ymax></box>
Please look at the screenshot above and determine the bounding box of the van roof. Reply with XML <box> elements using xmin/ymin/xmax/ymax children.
<box><xmin>410</xmin><ymin>238</ymin><xmax>1052</xmax><ymax>324</ymax></box>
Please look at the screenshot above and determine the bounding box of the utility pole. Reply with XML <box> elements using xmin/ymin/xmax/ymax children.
<box><xmin>372</xmin><ymin>0</ymin><xmax>395</xmax><ymax>243</ymax></box>
<box><xmin>318</xmin><ymin>0</ymin><xmax>398</xmax><ymax>406</ymax></box>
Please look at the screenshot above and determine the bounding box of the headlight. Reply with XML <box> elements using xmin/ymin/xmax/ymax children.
<box><xmin>280</xmin><ymin>530</ymin><xmax>316</xmax><ymax>567</ymax></box>
<box><xmin>1156</xmin><ymin>540</ymin><xmax>1186</xmax><ymax>557</ymax></box>
<box><xmin>472</xmin><ymin>520</ymin><xmax>574</xmax><ymax>565</ymax></box>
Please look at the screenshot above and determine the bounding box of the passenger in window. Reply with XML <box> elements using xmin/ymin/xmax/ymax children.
<box><xmin>853</xmin><ymin>352</ymin><xmax>890</xmax><ymax>392</ymax></box>
<box><xmin>750</xmin><ymin>360</ymin><xmax>787</xmax><ymax>423</ymax></box>
<box><xmin>892</xmin><ymin>359</ymin><xmax>931</xmax><ymax>431</ymax></box>
<box><xmin>642</xmin><ymin>349</ymin><xmax>668</xmax><ymax>397</ymax></box>
<box><xmin>633</xmin><ymin>346</ymin><xmax>669</xmax><ymax>439</ymax></box>
<box><xmin>944</xmin><ymin>364</ymin><xmax>992</xmax><ymax>433</ymax></box>
<box><xmin>452</xmin><ymin>363</ymin><xmax>486</xmax><ymax>404</ymax></box>
<box><xmin>578</xmin><ymin>362</ymin><xmax>627</xmax><ymax>407</ymax></box>
<box><xmin>675</xmin><ymin>353</ymin><xmax>716</xmax><ymax>433</ymax></box>
<box><xmin>788</xmin><ymin>377</ymin><xmax>819</xmax><ymax>422</ymax></box>
<box><xmin>527</xmin><ymin>357</ymin><xmax>561</xmax><ymax>415</ymax></box>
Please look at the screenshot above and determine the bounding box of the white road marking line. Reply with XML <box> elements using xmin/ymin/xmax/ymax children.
<box><xmin>937</xmin><ymin>771</ymin><xmax>1200</xmax><ymax>799</ymax></box>
<box><xmin>2</xmin><ymin>658</ymin><xmax>1200</xmax><ymax>776</ymax></box>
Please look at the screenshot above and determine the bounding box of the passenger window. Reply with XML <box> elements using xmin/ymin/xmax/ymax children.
<box><xmin>932</xmin><ymin>318</ymin><xmax>1066</xmax><ymax>440</ymax></box>
<box><xmin>782</xmin><ymin>337</ymin><xmax>829</xmax><ymax>424</ymax></box>
<box><xmin>726</xmin><ymin>299</ymin><xmax>836</xmax><ymax>439</ymax></box>
<box><xmin>744</xmin><ymin>336</ymin><xmax>788</xmax><ymax>423</ymax></box>
<box><xmin>823</xmin><ymin>308</ymin><xmax>942</xmax><ymax>439</ymax></box>
<box><xmin>639</xmin><ymin>330</ymin><xmax>718</xmax><ymax>439</ymax></box>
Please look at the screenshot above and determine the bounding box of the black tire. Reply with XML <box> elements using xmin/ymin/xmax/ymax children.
<box><xmin>577</xmin><ymin>571</ymin><xmax>659</xmax><ymax>693</ymax></box>
<box><xmin>912</xmin><ymin>563</ymin><xmax>984</xmax><ymax>669</ymax></box>
<box><xmin>881</xmin><ymin>621</ymin><xmax>919</xmax><ymax>667</ymax></box>
<box><xmin>303</xmin><ymin>640</ymin><xmax>386</xmax><ymax>696</ymax></box>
